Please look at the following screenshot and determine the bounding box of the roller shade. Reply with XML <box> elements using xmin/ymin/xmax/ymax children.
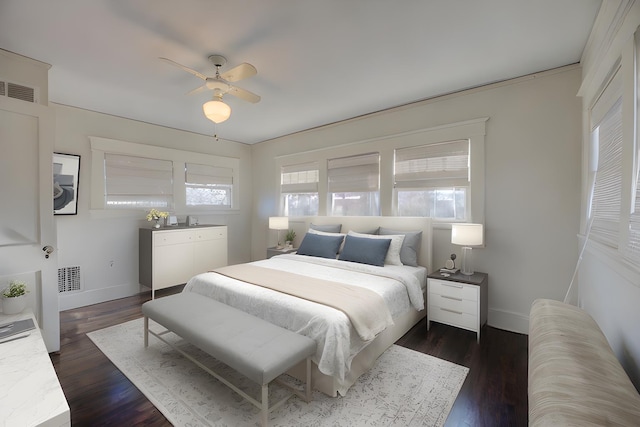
<box><xmin>328</xmin><ymin>152</ymin><xmax>379</xmax><ymax>193</ymax></box>
<box><xmin>105</xmin><ymin>154</ymin><xmax>173</xmax><ymax>208</ymax></box>
<box><xmin>186</xmin><ymin>163</ymin><xmax>233</xmax><ymax>186</ymax></box>
<box><xmin>394</xmin><ymin>140</ymin><xmax>469</xmax><ymax>189</ymax></box>
<box><xmin>281</xmin><ymin>162</ymin><xmax>319</xmax><ymax>193</ymax></box>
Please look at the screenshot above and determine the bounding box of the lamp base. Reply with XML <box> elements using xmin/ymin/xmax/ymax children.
<box><xmin>460</xmin><ymin>246</ymin><xmax>474</xmax><ymax>275</ymax></box>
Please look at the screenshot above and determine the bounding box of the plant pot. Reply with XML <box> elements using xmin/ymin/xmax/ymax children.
<box><xmin>2</xmin><ymin>294</ymin><xmax>27</xmax><ymax>315</ymax></box>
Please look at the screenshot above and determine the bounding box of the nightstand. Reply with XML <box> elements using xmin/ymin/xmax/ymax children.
<box><xmin>427</xmin><ymin>270</ymin><xmax>488</xmax><ymax>342</ymax></box>
<box><xmin>266</xmin><ymin>247</ymin><xmax>297</xmax><ymax>259</ymax></box>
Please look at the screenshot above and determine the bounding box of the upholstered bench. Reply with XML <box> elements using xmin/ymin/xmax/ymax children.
<box><xmin>141</xmin><ymin>292</ymin><xmax>316</xmax><ymax>427</ymax></box>
<box><xmin>528</xmin><ymin>299</ymin><xmax>640</xmax><ymax>426</ymax></box>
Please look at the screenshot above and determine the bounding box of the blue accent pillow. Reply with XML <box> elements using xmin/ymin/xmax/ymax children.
<box><xmin>339</xmin><ymin>235</ymin><xmax>391</xmax><ymax>267</ymax></box>
<box><xmin>296</xmin><ymin>232</ymin><xmax>345</xmax><ymax>259</ymax></box>
<box><xmin>378</xmin><ymin>228</ymin><xmax>423</xmax><ymax>267</ymax></box>
<box><xmin>309</xmin><ymin>223</ymin><xmax>342</xmax><ymax>233</ymax></box>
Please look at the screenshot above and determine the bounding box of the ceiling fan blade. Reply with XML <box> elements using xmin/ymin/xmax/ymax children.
<box><xmin>159</xmin><ymin>57</ymin><xmax>207</xmax><ymax>81</ymax></box>
<box><xmin>220</xmin><ymin>62</ymin><xmax>257</xmax><ymax>82</ymax></box>
<box><xmin>186</xmin><ymin>85</ymin><xmax>208</xmax><ymax>96</ymax></box>
<box><xmin>227</xmin><ymin>85</ymin><xmax>261</xmax><ymax>103</ymax></box>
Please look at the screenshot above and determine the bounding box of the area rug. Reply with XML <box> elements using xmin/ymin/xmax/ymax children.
<box><xmin>88</xmin><ymin>318</ymin><xmax>468</xmax><ymax>426</ymax></box>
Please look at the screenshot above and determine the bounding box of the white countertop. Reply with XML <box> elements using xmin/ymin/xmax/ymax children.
<box><xmin>0</xmin><ymin>310</ymin><xmax>70</xmax><ymax>427</ymax></box>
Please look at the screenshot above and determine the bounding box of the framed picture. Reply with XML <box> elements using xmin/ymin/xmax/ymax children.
<box><xmin>53</xmin><ymin>152</ymin><xmax>80</xmax><ymax>215</ymax></box>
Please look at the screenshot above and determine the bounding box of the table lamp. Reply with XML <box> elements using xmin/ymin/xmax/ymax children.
<box><xmin>451</xmin><ymin>223</ymin><xmax>483</xmax><ymax>275</ymax></box>
<box><xmin>269</xmin><ymin>216</ymin><xmax>289</xmax><ymax>249</ymax></box>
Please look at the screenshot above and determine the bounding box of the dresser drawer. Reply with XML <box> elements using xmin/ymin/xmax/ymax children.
<box><xmin>193</xmin><ymin>227</ymin><xmax>227</xmax><ymax>241</ymax></box>
<box><xmin>429</xmin><ymin>293</ymin><xmax>478</xmax><ymax>315</ymax></box>
<box><xmin>154</xmin><ymin>230</ymin><xmax>194</xmax><ymax>246</ymax></box>
<box><xmin>429</xmin><ymin>305</ymin><xmax>478</xmax><ymax>330</ymax></box>
<box><xmin>429</xmin><ymin>279</ymin><xmax>478</xmax><ymax>301</ymax></box>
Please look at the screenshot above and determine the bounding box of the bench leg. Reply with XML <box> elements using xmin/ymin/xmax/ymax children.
<box><xmin>144</xmin><ymin>316</ymin><xmax>148</xmax><ymax>348</ymax></box>
<box><xmin>305</xmin><ymin>357</ymin><xmax>312</xmax><ymax>403</ymax></box>
<box><xmin>261</xmin><ymin>383</ymin><xmax>269</xmax><ymax>427</ymax></box>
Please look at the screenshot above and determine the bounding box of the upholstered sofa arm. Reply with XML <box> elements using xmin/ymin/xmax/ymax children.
<box><xmin>528</xmin><ymin>299</ymin><xmax>640</xmax><ymax>426</ymax></box>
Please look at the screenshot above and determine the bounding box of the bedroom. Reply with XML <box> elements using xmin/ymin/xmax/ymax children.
<box><xmin>2</xmin><ymin>0</ymin><xmax>640</xmax><ymax>425</ymax></box>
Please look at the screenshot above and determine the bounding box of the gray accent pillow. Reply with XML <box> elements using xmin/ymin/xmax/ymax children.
<box><xmin>309</xmin><ymin>223</ymin><xmax>342</xmax><ymax>233</ymax></box>
<box><xmin>296</xmin><ymin>232</ymin><xmax>345</xmax><ymax>259</ymax></box>
<box><xmin>352</xmin><ymin>227</ymin><xmax>380</xmax><ymax>235</ymax></box>
<box><xmin>339</xmin><ymin>235</ymin><xmax>391</xmax><ymax>267</ymax></box>
<box><xmin>378</xmin><ymin>227</ymin><xmax>423</xmax><ymax>267</ymax></box>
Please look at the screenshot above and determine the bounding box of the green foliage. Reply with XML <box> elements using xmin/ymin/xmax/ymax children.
<box><xmin>285</xmin><ymin>229</ymin><xmax>296</xmax><ymax>242</ymax></box>
<box><xmin>2</xmin><ymin>280</ymin><xmax>29</xmax><ymax>298</ymax></box>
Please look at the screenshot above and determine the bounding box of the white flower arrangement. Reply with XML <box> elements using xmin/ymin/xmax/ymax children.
<box><xmin>146</xmin><ymin>209</ymin><xmax>169</xmax><ymax>221</ymax></box>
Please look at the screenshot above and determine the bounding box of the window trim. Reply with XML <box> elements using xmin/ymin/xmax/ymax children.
<box><xmin>89</xmin><ymin>136</ymin><xmax>240</xmax><ymax>214</ymax></box>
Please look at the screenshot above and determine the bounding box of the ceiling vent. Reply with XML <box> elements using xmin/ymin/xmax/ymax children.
<box><xmin>0</xmin><ymin>80</ymin><xmax>37</xmax><ymax>103</ymax></box>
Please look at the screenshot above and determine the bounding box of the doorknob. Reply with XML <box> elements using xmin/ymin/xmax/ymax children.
<box><xmin>42</xmin><ymin>245</ymin><xmax>54</xmax><ymax>259</ymax></box>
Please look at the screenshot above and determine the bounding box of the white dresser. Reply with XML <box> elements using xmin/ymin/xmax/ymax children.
<box><xmin>0</xmin><ymin>310</ymin><xmax>70</xmax><ymax>426</ymax></box>
<box><xmin>139</xmin><ymin>225</ymin><xmax>228</xmax><ymax>298</ymax></box>
<box><xmin>427</xmin><ymin>271</ymin><xmax>488</xmax><ymax>342</ymax></box>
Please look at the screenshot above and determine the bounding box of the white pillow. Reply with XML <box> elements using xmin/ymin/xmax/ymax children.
<box><xmin>347</xmin><ymin>231</ymin><xmax>405</xmax><ymax>266</ymax></box>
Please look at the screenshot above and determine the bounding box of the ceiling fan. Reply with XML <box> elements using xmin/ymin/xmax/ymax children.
<box><xmin>160</xmin><ymin>54</ymin><xmax>260</xmax><ymax>123</ymax></box>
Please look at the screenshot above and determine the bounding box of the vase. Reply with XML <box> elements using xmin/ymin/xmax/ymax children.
<box><xmin>153</xmin><ymin>219</ymin><xmax>161</xmax><ymax>229</ymax></box>
<box><xmin>2</xmin><ymin>295</ymin><xmax>27</xmax><ymax>315</ymax></box>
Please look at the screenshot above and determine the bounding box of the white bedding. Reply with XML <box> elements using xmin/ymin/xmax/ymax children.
<box><xmin>183</xmin><ymin>254</ymin><xmax>426</xmax><ymax>381</ymax></box>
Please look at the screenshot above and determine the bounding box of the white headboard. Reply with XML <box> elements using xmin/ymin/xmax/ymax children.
<box><xmin>288</xmin><ymin>216</ymin><xmax>433</xmax><ymax>272</ymax></box>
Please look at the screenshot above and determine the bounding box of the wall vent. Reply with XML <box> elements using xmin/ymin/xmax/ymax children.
<box><xmin>0</xmin><ymin>80</ymin><xmax>37</xmax><ymax>103</ymax></box>
<box><xmin>58</xmin><ymin>266</ymin><xmax>81</xmax><ymax>293</ymax></box>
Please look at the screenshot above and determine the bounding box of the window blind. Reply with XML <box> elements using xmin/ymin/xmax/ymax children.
<box><xmin>327</xmin><ymin>152</ymin><xmax>380</xmax><ymax>193</ymax></box>
<box><xmin>185</xmin><ymin>163</ymin><xmax>233</xmax><ymax>207</ymax></box>
<box><xmin>394</xmin><ymin>140</ymin><xmax>469</xmax><ymax>189</ymax></box>
<box><xmin>185</xmin><ymin>163</ymin><xmax>233</xmax><ymax>186</ymax></box>
<box><xmin>105</xmin><ymin>154</ymin><xmax>173</xmax><ymax>208</ymax></box>
<box><xmin>589</xmin><ymin>70</ymin><xmax>623</xmax><ymax>249</ymax></box>
<box><xmin>281</xmin><ymin>162</ymin><xmax>319</xmax><ymax>193</ymax></box>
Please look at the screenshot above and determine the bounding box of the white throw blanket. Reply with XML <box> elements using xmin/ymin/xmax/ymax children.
<box><xmin>183</xmin><ymin>254</ymin><xmax>424</xmax><ymax>381</ymax></box>
<box><xmin>213</xmin><ymin>264</ymin><xmax>393</xmax><ymax>341</ymax></box>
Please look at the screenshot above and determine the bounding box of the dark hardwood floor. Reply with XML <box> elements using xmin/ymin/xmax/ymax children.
<box><xmin>50</xmin><ymin>287</ymin><xmax>528</xmax><ymax>426</ymax></box>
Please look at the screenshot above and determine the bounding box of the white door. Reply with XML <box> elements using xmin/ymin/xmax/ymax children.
<box><xmin>0</xmin><ymin>96</ymin><xmax>58</xmax><ymax>352</ymax></box>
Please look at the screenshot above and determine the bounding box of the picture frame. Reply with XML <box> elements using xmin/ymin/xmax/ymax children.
<box><xmin>53</xmin><ymin>152</ymin><xmax>80</xmax><ymax>215</ymax></box>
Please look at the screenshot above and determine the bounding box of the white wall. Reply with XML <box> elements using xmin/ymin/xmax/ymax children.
<box><xmin>251</xmin><ymin>66</ymin><xmax>583</xmax><ymax>334</ymax></box>
<box><xmin>54</xmin><ymin>104</ymin><xmax>253</xmax><ymax>310</ymax></box>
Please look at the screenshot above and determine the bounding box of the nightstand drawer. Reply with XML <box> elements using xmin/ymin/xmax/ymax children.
<box><xmin>429</xmin><ymin>305</ymin><xmax>478</xmax><ymax>330</ymax></box>
<box><xmin>429</xmin><ymin>293</ymin><xmax>477</xmax><ymax>315</ymax></box>
<box><xmin>430</xmin><ymin>280</ymin><xmax>478</xmax><ymax>301</ymax></box>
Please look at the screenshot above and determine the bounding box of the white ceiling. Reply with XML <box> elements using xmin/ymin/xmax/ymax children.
<box><xmin>0</xmin><ymin>1</ymin><xmax>601</xmax><ymax>145</ymax></box>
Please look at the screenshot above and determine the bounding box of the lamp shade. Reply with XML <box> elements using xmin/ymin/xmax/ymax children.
<box><xmin>451</xmin><ymin>223</ymin><xmax>483</xmax><ymax>246</ymax></box>
<box><xmin>203</xmin><ymin>100</ymin><xmax>231</xmax><ymax>123</ymax></box>
<box><xmin>269</xmin><ymin>216</ymin><xmax>289</xmax><ymax>230</ymax></box>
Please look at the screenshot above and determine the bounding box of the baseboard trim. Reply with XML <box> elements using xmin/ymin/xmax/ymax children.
<box><xmin>59</xmin><ymin>283</ymin><xmax>141</xmax><ymax>311</ymax></box>
<box><xmin>488</xmin><ymin>308</ymin><xmax>529</xmax><ymax>335</ymax></box>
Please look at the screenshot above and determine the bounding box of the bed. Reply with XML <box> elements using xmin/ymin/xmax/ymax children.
<box><xmin>182</xmin><ymin>216</ymin><xmax>432</xmax><ymax>396</ymax></box>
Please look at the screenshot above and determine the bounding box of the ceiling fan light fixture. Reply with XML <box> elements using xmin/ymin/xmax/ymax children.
<box><xmin>203</xmin><ymin>99</ymin><xmax>231</xmax><ymax>123</ymax></box>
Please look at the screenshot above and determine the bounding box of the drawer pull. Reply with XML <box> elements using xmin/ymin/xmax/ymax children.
<box><xmin>440</xmin><ymin>307</ymin><xmax>463</xmax><ymax>315</ymax></box>
<box><xmin>441</xmin><ymin>283</ymin><xmax>464</xmax><ymax>289</ymax></box>
<box><xmin>442</xmin><ymin>295</ymin><xmax>463</xmax><ymax>302</ymax></box>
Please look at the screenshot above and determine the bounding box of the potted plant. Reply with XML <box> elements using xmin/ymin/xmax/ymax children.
<box><xmin>1</xmin><ymin>280</ymin><xmax>29</xmax><ymax>315</ymax></box>
<box><xmin>285</xmin><ymin>229</ymin><xmax>296</xmax><ymax>249</ymax></box>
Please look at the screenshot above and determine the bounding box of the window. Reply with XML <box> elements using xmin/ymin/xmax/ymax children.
<box><xmin>394</xmin><ymin>140</ymin><xmax>469</xmax><ymax>220</ymax></box>
<box><xmin>90</xmin><ymin>136</ymin><xmax>240</xmax><ymax>213</ymax></box>
<box><xmin>104</xmin><ymin>154</ymin><xmax>173</xmax><ymax>209</ymax></box>
<box><xmin>589</xmin><ymin>69</ymin><xmax>622</xmax><ymax>249</ymax></box>
<box><xmin>328</xmin><ymin>153</ymin><xmax>380</xmax><ymax>216</ymax></box>
<box><xmin>185</xmin><ymin>163</ymin><xmax>233</xmax><ymax>207</ymax></box>
<box><xmin>280</xmin><ymin>162</ymin><xmax>319</xmax><ymax>216</ymax></box>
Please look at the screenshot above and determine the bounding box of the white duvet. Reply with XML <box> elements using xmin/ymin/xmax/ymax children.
<box><xmin>183</xmin><ymin>254</ymin><xmax>425</xmax><ymax>381</ymax></box>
